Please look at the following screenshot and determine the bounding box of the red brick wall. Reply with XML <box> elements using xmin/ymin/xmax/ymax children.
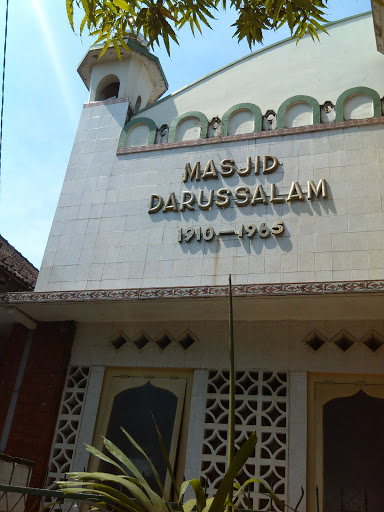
<box><xmin>5</xmin><ymin>321</ymin><xmax>76</xmax><ymax>491</ymax></box>
<box><xmin>0</xmin><ymin>323</ymin><xmax>29</xmax><ymax>436</ymax></box>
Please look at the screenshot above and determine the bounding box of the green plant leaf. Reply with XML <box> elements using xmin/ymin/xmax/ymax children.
<box><xmin>102</xmin><ymin>437</ymin><xmax>148</xmax><ymax>486</ymax></box>
<box><xmin>69</xmin><ymin>0</ymin><xmax>331</xmax><ymax>54</ymax></box>
<box><xmin>66</xmin><ymin>472</ymin><xmax>157</xmax><ymax>512</ymax></box>
<box><xmin>233</xmin><ymin>477</ymin><xmax>284</xmax><ymax>511</ymax></box>
<box><xmin>99</xmin><ymin>38</ymin><xmax>111</xmax><ymax>58</ymax></box>
<box><xmin>113</xmin><ymin>469</ymin><xmax>169</xmax><ymax>512</ymax></box>
<box><xmin>66</xmin><ymin>0</ymin><xmax>75</xmax><ymax>31</ymax></box>
<box><xmin>106</xmin><ymin>1</ymin><xmax>118</xmax><ymax>14</ymax></box>
<box><xmin>180</xmin><ymin>480</ymin><xmax>206</xmax><ymax>512</ymax></box>
<box><xmin>79</xmin><ymin>0</ymin><xmax>90</xmax><ymax>16</ymax></box>
<box><xmin>286</xmin><ymin>2</ymin><xmax>294</xmax><ymax>32</ymax></box>
<box><xmin>153</xmin><ymin>418</ymin><xmax>180</xmax><ymax>501</ymax></box>
<box><xmin>310</xmin><ymin>18</ymin><xmax>328</xmax><ymax>34</ymax></box>
<box><xmin>121</xmin><ymin>427</ymin><xmax>172</xmax><ymax>512</ymax></box>
<box><xmin>182</xmin><ymin>499</ymin><xmax>197</xmax><ymax>512</ymax></box>
<box><xmin>59</xmin><ymin>486</ymin><xmax>138</xmax><ymax>512</ymax></box>
<box><xmin>204</xmin><ymin>497</ymin><xmax>214</xmax><ymax>510</ymax></box>
<box><xmin>272</xmin><ymin>0</ymin><xmax>285</xmax><ymax>24</ymax></box>
<box><xmin>112</xmin><ymin>37</ymin><xmax>122</xmax><ymax>59</ymax></box>
<box><xmin>86</xmin><ymin>444</ymin><xmax>128</xmax><ymax>475</ymax></box>
<box><xmin>205</xmin><ymin>431</ymin><xmax>257</xmax><ymax>512</ymax></box>
<box><xmin>113</xmin><ymin>0</ymin><xmax>130</xmax><ymax>10</ymax></box>
<box><xmin>179</xmin><ymin>480</ymin><xmax>191</xmax><ymax>499</ymax></box>
<box><xmin>119</xmin><ymin>36</ymin><xmax>131</xmax><ymax>52</ymax></box>
<box><xmin>60</xmin><ymin>480</ymin><xmax>142</xmax><ymax>508</ymax></box>
<box><xmin>79</xmin><ymin>13</ymin><xmax>88</xmax><ymax>35</ymax></box>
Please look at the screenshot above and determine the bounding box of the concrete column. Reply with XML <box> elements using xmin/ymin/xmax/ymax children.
<box><xmin>72</xmin><ymin>365</ymin><xmax>105</xmax><ymax>472</ymax></box>
<box><xmin>184</xmin><ymin>369</ymin><xmax>208</xmax><ymax>489</ymax></box>
<box><xmin>288</xmin><ymin>371</ymin><xmax>307</xmax><ymax>511</ymax></box>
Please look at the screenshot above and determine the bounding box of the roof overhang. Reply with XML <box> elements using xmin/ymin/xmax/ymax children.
<box><xmin>1</xmin><ymin>281</ymin><xmax>384</xmax><ymax>330</ymax></box>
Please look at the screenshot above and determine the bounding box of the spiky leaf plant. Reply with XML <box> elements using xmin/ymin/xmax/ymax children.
<box><xmin>58</xmin><ymin>426</ymin><xmax>284</xmax><ymax>512</ymax></box>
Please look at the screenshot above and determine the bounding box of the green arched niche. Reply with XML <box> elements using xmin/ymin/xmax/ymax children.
<box><xmin>221</xmin><ymin>103</ymin><xmax>262</xmax><ymax>136</ymax></box>
<box><xmin>168</xmin><ymin>111</ymin><xmax>209</xmax><ymax>143</ymax></box>
<box><xmin>118</xmin><ymin>117</ymin><xmax>158</xmax><ymax>148</ymax></box>
<box><xmin>277</xmin><ymin>95</ymin><xmax>320</xmax><ymax>129</ymax></box>
<box><xmin>335</xmin><ymin>87</ymin><xmax>382</xmax><ymax>122</ymax></box>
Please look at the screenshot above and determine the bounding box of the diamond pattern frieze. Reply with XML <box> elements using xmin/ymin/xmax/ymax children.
<box><xmin>332</xmin><ymin>330</ymin><xmax>356</xmax><ymax>352</ymax></box>
<box><xmin>361</xmin><ymin>330</ymin><xmax>384</xmax><ymax>353</ymax></box>
<box><xmin>107</xmin><ymin>329</ymin><xmax>199</xmax><ymax>352</ymax></box>
<box><xmin>177</xmin><ymin>329</ymin><xmax>198</xmax><ymax>350</ymax></box>
<box><xmin>153</xmin><ymin>331</ymin><xmax>173</xmax><ymax>350</ymax></box>
<box><xmin>303</xmin><ymin>330</ymin><xmax>327</xmax><ymax>351</ymax></box>
<box><xmin>132</xmin><ymin>331</ymin><xmax>151</xmax><ymax>351</ymax></box>
<box><xmin>302</xmin><ymin>329</ymin><xmax>384</xmax><ymax>353</ymax></box>
<box><xmin>110</xmin><ymin>331</ymin><xmax>129</xmax><ymax>351</ymax></box>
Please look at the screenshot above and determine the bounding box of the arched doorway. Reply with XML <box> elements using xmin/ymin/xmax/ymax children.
<box><xmin>308</xmin><ymin>374</ymin><xmax>384</xmax><ymax>512</ymax></box>
<box><xmin>324</xmin><ymin>390</ymin><xmax>384</xmax><ymax>511</ymax></box>
<box><xmin>90</xmin><ymin>369</ymin><xmax>192</xmax><ymax>495</ymax></box>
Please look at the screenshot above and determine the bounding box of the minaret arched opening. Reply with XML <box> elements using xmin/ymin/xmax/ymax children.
<box><xmin>95</xmin><ymin>74</ymin><xmax>120</xmax><ymax>101</ymax></box>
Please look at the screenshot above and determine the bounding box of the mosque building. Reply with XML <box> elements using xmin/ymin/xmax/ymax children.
<box><xmin>2</xmin><ymin>8</ymin><xmax>384</xmax><ymax>512</ymax></box>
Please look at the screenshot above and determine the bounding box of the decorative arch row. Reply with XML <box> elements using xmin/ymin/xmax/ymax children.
<box><xmin>118</xmin><ymin>116</ymin><xmax>157</xmax><ymax>148</ymax></box>
<box><xmin>276</xmin><ymin>94</ymin><xmax>321</xmax><ymax>129</ymax></box>
<box><xmin>118</xmin><ymin>86</ymin><xmax>383</xmax><ymax>148</ymax></box>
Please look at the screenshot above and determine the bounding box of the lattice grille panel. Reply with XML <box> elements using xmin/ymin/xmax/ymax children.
<box><xmin>201</xmin><ymin>370</ymin><xmax>288</xmax><ymax>511</ymax></box>
<box><xmin>45</xmin><ymin>367</ymin><xmax>90</xmax><ymax>494</ymax></box>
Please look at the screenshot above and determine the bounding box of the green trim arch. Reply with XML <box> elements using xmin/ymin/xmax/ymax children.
<box><xmin>168</xmin><ymin>111</ymin><xmax>209</xmax><ymax>143</ymax></box>
<box><xmin>277</xmin><ymin>95</ymin><xmax>320</xmax><ymax>129</ymax></box>
<box><xmin>335</xmin><ymin>87</ymin><xmax>382</xmax><ymax>122</ymax></box>
<box><xmin>221</xmin><ymin>103</ymin><xmax>262</xmax><ymax>136</ymax></box>
<box><xmin>118</xmin><ymin>117</ymin><xmax>158</xmax><ymax>148</ymax></box>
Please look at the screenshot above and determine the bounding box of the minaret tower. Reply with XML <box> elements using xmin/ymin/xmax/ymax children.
<box><xmin>77</xmin><ymin>35</ymin><xmax>168</xmax><ymax>109</ymax></box>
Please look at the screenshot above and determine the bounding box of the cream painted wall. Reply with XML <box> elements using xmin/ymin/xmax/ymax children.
<box><xmin>344</xmin><ymin>94</ymin><xmax>375</xmax><ymax>119</ymax></box>
<box><xmin>126</xmin><ymin>123</ymin><xmax>150</xmax><ymax>146</ymax></box>
<box><xmin>69</xmin><ymin>319</ymin><xmax>384</xmax><ymax>374</ymax></box>
<box><xmin>285</xmin><ymin>103</ymin><xmax>313</xmax><ymax>128</ymax></box>
<box><xmin>228</xmin><ymin>109</ymin><xmax>255</xmax><ymax>135</ymax></box>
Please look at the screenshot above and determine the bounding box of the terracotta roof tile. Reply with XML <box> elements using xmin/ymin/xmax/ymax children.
<box><xmin>0</xmin><ymin>235</ymin><xmax>39</xmax><ymax>290</ymax></box>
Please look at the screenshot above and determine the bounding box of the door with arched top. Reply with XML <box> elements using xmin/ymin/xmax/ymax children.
<box><xmin>90</xmin><ymin>369</ymin><xmax>192</xmax><ymax>495</ymax></box>
<box><xmin>308</xmin><ymin>374</ymin><xmax>384</xmax><ymax>512</ymax></box>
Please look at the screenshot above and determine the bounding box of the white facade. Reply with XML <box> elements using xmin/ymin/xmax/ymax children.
<box><xmin>36</xmin><ymin>121</ymin><xmax>384</xmax><ymax>291</ymax></box>
<box><xmin>28</xmin><ymin>11</ymin><xmax>384</xmax><ymax>512</ymax></box>
<box><xmin>36</xmin><ymin>13</ymin><xmax>384</xmax><ymax>293</ymax></box>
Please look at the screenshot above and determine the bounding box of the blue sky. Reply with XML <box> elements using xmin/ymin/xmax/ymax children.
<box><xmin>0</xmin><ymin>0</ymin><xmax>372</xmax><ymax>269</ymax></box>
